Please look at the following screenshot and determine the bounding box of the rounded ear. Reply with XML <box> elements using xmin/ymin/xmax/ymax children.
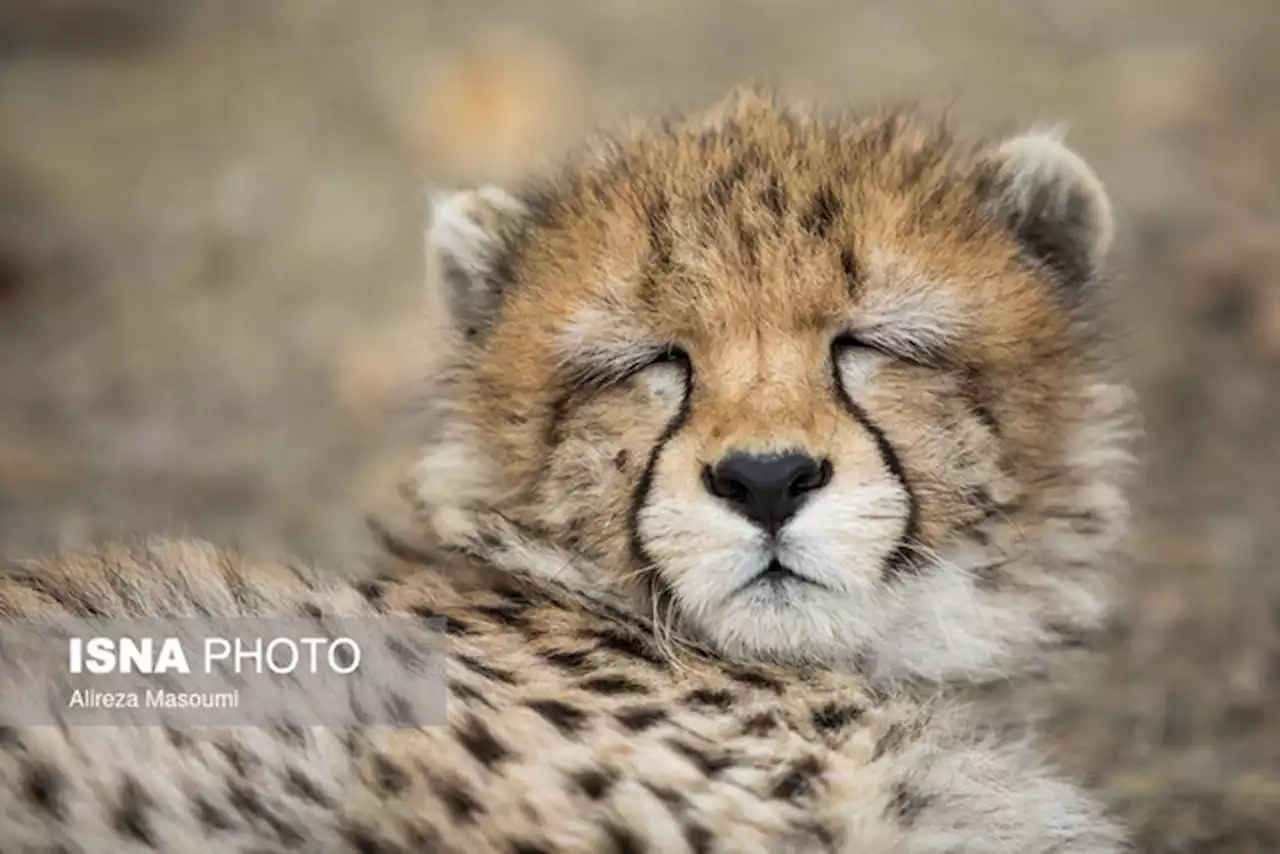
<box><xmin>981</xmin><ymin>131</ymin><xmax>1114</xmax><ymax>294</ymax></box>
<box><xmin>425</xmin><ymin>185</ymin><xmax>526</xmax><ymax>338</ymax></box>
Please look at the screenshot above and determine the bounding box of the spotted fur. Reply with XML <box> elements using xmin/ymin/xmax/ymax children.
<box><xmin>0</xmin><ymin>538</ymin><xmax>1123</xmax><ymax>852</ymax></box>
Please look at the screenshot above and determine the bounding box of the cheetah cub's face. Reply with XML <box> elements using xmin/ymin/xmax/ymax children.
<box><xmin>414</xmin><ymin>92</ymin><xmax>1133</xmax><ymax>682</ymax></box>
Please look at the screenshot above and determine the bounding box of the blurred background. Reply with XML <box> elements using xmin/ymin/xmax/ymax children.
<box><xmin>0</xmin><ymin>1</ymin><xmax>1277</xmax><ymax>850</ymax></box>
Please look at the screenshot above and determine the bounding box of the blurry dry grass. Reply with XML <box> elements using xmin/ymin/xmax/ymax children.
<box><xmin>1</xmin><ymin>2</ymin><xmax>1278</xmax><ymax>850</ymax></box>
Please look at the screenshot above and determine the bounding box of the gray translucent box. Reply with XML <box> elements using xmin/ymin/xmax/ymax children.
<box><xmin>0</xmin><ymin>616</ymin><xmax>446</xmax><ymax>727</ymax></box>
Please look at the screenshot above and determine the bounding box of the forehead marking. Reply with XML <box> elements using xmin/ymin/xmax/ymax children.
<box><xmin>640</xmin><ymin>195</ymin><xmax>674</xmax><ymax>305</ymax></box>
<box><xmin>800</xmin><ymin>184</ymin><xmax>842</xmax><ymax>238</ymax></box>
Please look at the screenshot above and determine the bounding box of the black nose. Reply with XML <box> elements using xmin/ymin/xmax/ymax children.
<box><xmin>703</xmin><ymin>452</ymin><xmax>832</xmax><ymax>533</ymax></box>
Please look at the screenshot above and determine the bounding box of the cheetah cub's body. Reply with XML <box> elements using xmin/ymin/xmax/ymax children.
<box><xmin>0</xmin><ymin>539</ymin><xmax>1121</xmax><ymax>852</ymax></box>
<box><xmin>0</xmin><ymin>91</ymin><xmax>1132</xmax><ymax>851</ymax></box>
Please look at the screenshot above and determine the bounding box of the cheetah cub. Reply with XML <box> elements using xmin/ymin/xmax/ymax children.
<box><xmin>412</xmin><ymin>88</ymin><xmax>1134</xmax><ymax>686</ymax></box>
<box><xmin>0</xmin><ymin>90</ymin><xmax>1131</xmax><ymax>852</ymax></box>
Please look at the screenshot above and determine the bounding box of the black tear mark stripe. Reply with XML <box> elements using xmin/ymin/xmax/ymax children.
<box><xmin>628</xmin><ymin>354</ymin><xmax>694</xmax><ymax>569</ymax></box>
<box><xmin>828</xmin><ymin>353</ymin><xmax>921</xmax><ymax>580</ymax></box>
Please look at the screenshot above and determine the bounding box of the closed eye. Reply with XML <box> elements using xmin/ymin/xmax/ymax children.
<box><xmin>649</xmin><ymin>345</ymin><xmax>688</xmax><ymax>366</ymax></box>
<box><xmin>832</xmin><ymin>331</ymin><xmax>941</xmax><ymax>369</ymax></box>
<box><xmin>832</xmin><ymin>332</ymin><xmax>886</xmax><ymax>356</ymax></box>
<box><xmin>565</xmin><ymin>345</ymin><xmax>689</xmax><ymax>391</ymax></box>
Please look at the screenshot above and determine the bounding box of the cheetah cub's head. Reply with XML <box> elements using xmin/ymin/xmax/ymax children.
<box><xmin>412</xmin><ymin>91</ymin><xmax>1134</xmax><ymax>683</ymax></box>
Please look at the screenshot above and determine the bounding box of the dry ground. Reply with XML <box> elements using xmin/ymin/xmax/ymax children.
<box><xmin>1</xmin><ymin>2</ymin><xmax>1278</xmax><ymax>851</ymax></box>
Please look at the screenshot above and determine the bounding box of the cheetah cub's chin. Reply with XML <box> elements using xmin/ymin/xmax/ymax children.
<box><xmin>410</xmin><ymin>90</ymin><xmax>1136</xmax><ymax>685</ymax></box>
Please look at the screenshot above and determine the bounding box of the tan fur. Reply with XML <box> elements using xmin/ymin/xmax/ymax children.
<box><xmin>0</xmin><ymin>91</ymin><xmax>1133</xmax><ymax>851</ymax></box>
<box><xmin>0</xmin><ymin>537</ymin><xmax>1123</xmax><ymax>852</ymax></box>
<box><xmin>412</xmin><ymin>89</ymin><xmax>1135</xmax><ymax>684</ymax></box>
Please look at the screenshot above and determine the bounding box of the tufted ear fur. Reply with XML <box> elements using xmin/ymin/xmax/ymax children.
<box><xmin>981</xmin><ymin>131</ymin><xmax>1114</xmax><ymax>294</ymax></box>
<box><xmin>425</xmin><ymin>186</ymin><xmax>527</xmax><ymax>339</ymax></box>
